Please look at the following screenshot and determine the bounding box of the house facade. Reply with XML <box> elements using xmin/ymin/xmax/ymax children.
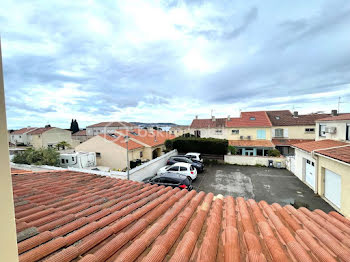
<box><xmin>9</xmin><ymin>127</ymin><xmax>37</xmax><ymax>146</ymax></box>
<box><xmin>75</xmin><ymin>129</ymin><xmax>175</xmax><ymax>170</ymax></box>
<box><xmin>27</xmin><ymin>127</ymin><xmax>73</xmax><ymax>149</ymax></box>
<box><xmin>86</xmin><ymin>121</ymin><xmax>136</xmax><ymax>136</ymax></box>
<box><xmin>72</xmin><ymin>129</ymin><xmax>90</xmax><ymax>143</ymax></box>
<box><xmin>316</xmin><ymin>112</ymin><xmax>350</xmax><ymax>142</ymax></box>
<box><xmin>169</xmin><ymin>125</ymin><xmax>190</xmax><ymax>137</ymax></box>
<box><xmin>266</xmin><ymin>110</ymin><xmax>331</xmax><ymax>155</ymax></box>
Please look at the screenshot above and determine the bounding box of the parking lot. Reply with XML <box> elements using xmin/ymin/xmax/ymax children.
<box><xmin>192</xmin><ymin>164</ymin><xmax>335</xmax><ymax>212</ymax></box>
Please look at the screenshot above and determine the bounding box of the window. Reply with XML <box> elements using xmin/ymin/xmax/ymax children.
<box><xmin>168</xmin><ymin>166</ymin><xmax>179</xmax><ymax>171</ymax></box>
<box><xmin>257</xmin><ymin>129</ymin><xmax>266</xmax><ymax>139</ymax></box>
<box><xmin>61</xmin><ymin>159</ymin><xmax>65</xmax><ymax>164</ymax></box>
<box><xmin>171</xmin><ymin>131</ymin><xmax>174</xmax><ymax>134</ymax></box>
<box><xmin>305</xmin><ymin>128</ymin><xmax>315</xmax><ymax>133</ymax></box>
<box><xmin>180</xmin><ymin>167</ymin><xmax>187</xmax><ymax>171</ymax></box>
<box><xmin>319</xmin><ymin>124</ymin><xmax>326</xmax><ymax>137</ymax></box>
<box><xmin>232</xmin><ymin>129</ymin><xmax>239</xmax><ymax>134</ymax></box>
<box><xmin>140</xmin><ymin>151</ymin><xmax>143</xmax><ymax>158</ymax></box>
<box><xmin>65</xmin><ymin>159</ymin><xmax>68</xmax><ymax>163</ymax></box>
<box><xmin>215</xmin><ymin>129</ymin><xmax>222</xmax><ymax>134</ymax></box>
<box><xmin>96</xmin><ymin>152</ymin><xmax>101</xmax><ymax>157</ymax></box>
<box><xmin>275</xmin><ymin>116</ymin><xmax>280</xmax><ymax>120</ymax></box>
<box><xmin>72</xmin><ymin>157</ymin><xmax>75</xmax><ymax>161</ymax></box>
<box><xmin>250</xmin><ymin>117</ymin><xmax>256</xmax><ymax>120</ymax></box>
<box><xmin>190</xmin><ymin>165</ymin><xmax>194</xmax><ymax>171</ymax></box>
<box><xmin>346</xmin><ymin>124</ymin><xmax>350</xmax><ymax>141</ymax></box>
<box><xmin>19</xmin><ymin>135</ymin><xmax>21</xmax><ymax>138</ymax></box>
<box><xmin>275</xmin><ymin>128</ymin><xmax>284</xmax><ymax>137</ymax></box>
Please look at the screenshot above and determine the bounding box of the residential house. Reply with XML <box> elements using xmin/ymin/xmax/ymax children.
<box><xmin>9</xmin><ymin>127</ymin><xmax>37</xmax><ymax>146</ymax></box>
<box><xmin>27</xmin><ymin>127</ymin><xmax>73</xmax><ymax>149</ymax></box>
<box><xmin>266</xmin><ymin>110</ymin><xmax>330</xmax><ymax>155</ymax></box>
<box><xmin>12</xmin><ymin>169</ymin><xmax>350</xmax><ymax>261</ymax></box>
<box><xmin>316</xmin><ymin>111</ymin><xmax>350</xmax><ymax>142</ymax></box>
<box><xmin>86</xmin><ymin>121</ymin><xmax>136</xmax><ymax>136</ymax></box>
<box><xmin>190</xmin><ymin>116</ymin><xmax>227</xmax><ymax>139</ymax></box>
<box><xmin>72</xmin><ymin>129</ymin><xmax>89</xmax><ymax>143</ymax></box>
<box><xmin>169</xmin><ymin>125</ymin><xmax>190</xmax><ymax>137</ymax></box>
<box><xmin>292</xmin><ymin>139</ymin><xmax>350</xmax><ymax>216</ymax></box>
<box><xmin>75</xmin><ymin>129</ymin><xmax>175</xmax><ymax>170</ymax></box>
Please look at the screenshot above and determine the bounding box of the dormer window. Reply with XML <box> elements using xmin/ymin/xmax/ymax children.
<box><xmin>275</xmin><ymin>116</ymin><xmax>280</xmax><ymax>120</ymax></box>
<box><xmin>250</xmin><ymin>117</ymin><xmax>256</xmax><ymax>120</ymax></box>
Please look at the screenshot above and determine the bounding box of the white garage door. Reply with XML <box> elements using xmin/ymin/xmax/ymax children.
<box><xmin>325</xmin><ymin>169</ymin><xmax>341</xmax><ymax>208</ymax></box>
<box><xmin>305</xmin><ymin>159</ymin><xmax>315</xmax><ymax>190</ymax></box>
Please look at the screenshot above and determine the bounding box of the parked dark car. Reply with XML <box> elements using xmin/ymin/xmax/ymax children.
<box><xmin>167</xmin><ymin>156</ymin><xmax>204</xmax><ymax>172</ymax></box>
<box><xmin>143</xmin><ymin>173</ymin><xmax>193</xmax><ymax>191</ymax></box>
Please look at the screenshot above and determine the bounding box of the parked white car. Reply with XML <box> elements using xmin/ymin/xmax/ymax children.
<box><xmin>157</xmin><ymin>162</ymin><xmax>197</xmax><ymax>180</ymax></box>
<box><xmin>185</xmin><ymin>152</ymin><xmax>203</xmax><ymax>163</ymax></box>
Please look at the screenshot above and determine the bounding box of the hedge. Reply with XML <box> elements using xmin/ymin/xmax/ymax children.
<box><xmin>165</xmin><ymin>137</ymin><xmax>228</xmax><ymax>155</ymax></box>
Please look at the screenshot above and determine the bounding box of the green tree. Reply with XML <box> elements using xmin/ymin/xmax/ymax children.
<box><xmin>70</xmin><ymin>119</ymin><xmax>80</xmax><ymax>134</ymax></box>
<box><xmin>228</xmin><ymin>145</ymin><xmax>237</xmax><ymax>155</ymax></box>
<box><xmin>56</xmin><ymin>141</ymin><xmax>71</xmax><ymax>150</ymax></box>
<box><xmin>267</xmin><ymin>149</ymin><xmax>281</xmax><ymax>157</ymax></box>
<box><xmin>13</xmin><ymin>148</ymin><xmax>60</xmax><ymax>166</ymax></box>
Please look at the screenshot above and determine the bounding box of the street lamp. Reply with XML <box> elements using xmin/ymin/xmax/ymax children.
<box><xmin>125</xmin><ymin>135</ymin><xmax>130</xmax><ymax>180</ymax></box>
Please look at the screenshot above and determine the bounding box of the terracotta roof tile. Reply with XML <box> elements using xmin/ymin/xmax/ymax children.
<box><xmin>99</xmin><ymin>133</ymin><xmax>144</xmax><ymax>150</ymax></box>
<box><xmin>190</xmin><ymin>118</ymin><xmax>227</xmax><ymax>129</ymax></box>
<box><xmin>315</xmin><ymin>145</ymin><xmax>350</xmax><ymax>164</ymax></box>
<box><xmin>11</xmin><ymin>127</ymin><xmax>38</xmax><ymax>135</ymax></box>
<box><xmin>86</xmin><ymin>121</ymin><xmax>136</xmax><ymax>128</ymax></box>
<box><xmin>317</xmin><ymin>113</ymin><xmax>350</xmax><ymax>121</ymax></box>
<box><xmin>266</xmin><ymin>110</ymin><xmax>331</xmax><ymax>126</ymax></box>
<box><xmin>293</xmin><ymin>139</ymin><xmax>348</xmax><ymax>153</ymax></box>
<box><xmin>272</xmin><ymin>138</ymin><xmax>314</xmax><ymax>146</ymax></box>
<box><xmin>116</xmin><ymin>129</ymin><xmax>176</xmax><ymax>147</ymax></box>
<box><xmin>72</xmin><ymin>130</ymin><xmax>87</xmax><ymax>136</ymax></box>
<box><xmin>27</xmin><ymin>127</ymin><xmax>54</xmax><ymax>135</ymax></box>
<box><xmin>229</xmin><ymin>139</ymin><xmax>275</xmax><ymax>147</ymax></box>
<box><xmin>226</xmin><ymin>111</ymin><xmax>272</xmax><ymax>127</ymax></box>
<box><xmin>12</xmin><ymin>170</ymin><xmax>350</xmax><ymax>261</ymax></box>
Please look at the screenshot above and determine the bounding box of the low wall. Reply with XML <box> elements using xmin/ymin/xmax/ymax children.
<box><xmin>224</xmin><ymin>155</ymin><xmax>286</xmax><ymax>168</ymax></box>
<box><xmin>129</xmin><ymin>149</ymin><xmax>178</xmax><ymax>181</ymax></box>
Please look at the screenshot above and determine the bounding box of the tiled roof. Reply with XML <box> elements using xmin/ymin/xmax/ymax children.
<box><xmin>13</xmin><ymin>170</ymin><xmax>350</xmax><ymax>262</ymax></box>
<box><xmin>72</xmin><ymin>130</ymin><xmax>87</xmax><ymax>136</ymax></box>
<box><xmin>272</xmin><ymin>139</ymin><xmax>314</xmax><ymax>146</ymax></box>
<box><xmin>293</xmin><ymin>139</ymin><xmax>348</xmax><ymax>153</ymax></box>
<box><xmin>229</xmin><ymin>140</ymin><xmax>275</xmax><ymax>147</ymax></box>
<box><xmin>99</xmin><ymin>134</ymin><xmax>144</xmax><ymax>150</ymax></box>
<box><xmin>226</xmin><ymin>111</ymin><xmax>272</xmax><ymax>127</ymax></box>
<box><xmin>316</xmin><ymin>145</ymin><xmax>350</xmax><ymax>163</ymax></box>
<box><xmin>266</xmin><ymin>110</ymin><xmax>331</xmax><ymax>126</ymax></box>
<box><xmin>317</xmin><ymin>113</ymin><xmax>350</xmax><ymax>121</ymax></box>
<box><xmin>12</xmin><ymin>128</ymin><xmax>37</xmax><ymax>135</ymax></box>
<box><xmin>86</xmin><ymin>121</ymin><xmax>136</xmax><ymax>128</ymax></box>
<box><xmin>190</xmin><ymin>117</ymin><xmax>227</xmax><ymax>129</ymax></box>
<box><xmin>27</xmin><ymin>127</ymin><xmax>54</xmax><ymax>135</ymax></box>
<box><xmin>116</xmin><ymin>129</ymin><xmax>176</xmax><ymax>147</ymax></box>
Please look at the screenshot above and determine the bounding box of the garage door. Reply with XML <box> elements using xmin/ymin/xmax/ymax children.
<box><xmin>325</xmin><ymin>169</ymin><xmax>341</xmax><ymax>208</ymax></box>
<box><xmin>305</xmin><ymin>159</ymin><xmax>315</xmax><ymax>190</ymax></box>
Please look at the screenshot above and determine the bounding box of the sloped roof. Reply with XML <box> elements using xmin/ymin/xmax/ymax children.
<box><xmin>190</xmin><ymin>117</ymin><xmax>227</xmax><ymax>129</ymax></box>
<box><xmin>293</xmin><ymin>139</ymin><xmax>348</xmax><ymax>153</ymax></box>
<box><xmin>27</xmin><ymin>127</ymin><xmax>54</xmax><ymax>135</ymax></box>
<box><xmin>99</xmin><ymin>133</ymin><xmax>144</xmax><ymax>150</ymax></box>
<box><xmin>72</xmin><ymin>130</ymin><xmax>87</xmax><ymax>136</ymax></box>
<box><xmin>226</xmin><ymin>111</ymin><xmax>272</xmax><ymax>127</ymax></box>
<box><xmin>86</xmin><ymin>121</ymin><xmax>136</xmax><ymax>128</ymax></box>
<box><xmin>11</xmin><ymin>127</ymin><xmax>37</xmax><ymax>135</ymax></box>
<box><xmin>229</xmin><ymin>139</ymin><xmax>275</xmax><ymax>147</ymax></box>
<box><xmin>316</xmin><ymin>145</ymin><xmax>350</xmax><ymax>163</ymax></box>
<box><xmin>317</xmin><ymin>113</ymin><xmax>350</xmax><ymax>121</ymax></box>
<box><xmin>116</xmin><ymin>129</ymin><xmax>176</xmax><ymax>147</ymax></box>
<box><xmin>266</xmin><ymin>110</ymin><xmax>331</xmax><ymax>126</ymax></box>
<box><xmin>13</xmin><ymin>170</ymin><xmax>350</xmax><ymax>261</ymax></box>
<box><xmin>272</xmin><ymin>139</ymin><xmax>314</xmax><ymax>146</ymax></box>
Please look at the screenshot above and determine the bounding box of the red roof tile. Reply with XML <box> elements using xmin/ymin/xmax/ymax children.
<box><xmin>72</xmin><ymin>130</ymin><xmax>87</xmax><ymax>136</ymax></box>
<box><xmin>272</xmin><ymin>139</ymin><xmax>314</xmax><ymax>146</ymax></box>
<box><xmin>13</xmin><ymin>170</ymin><xmax>350</xmax><ymax>261</ymax></box>
<box><xmin>27</xmin><ymin>127</ymin><xmax>54</xmax><ymax>135</ymax></box>
<box><xmin>116</xmin><ymin>129</ymin><xmax>176</xmax><ymax>147</ymax></box>
<box><xmin>11</xmin><ymin>127</ymin><xmax>37</xmax><ymax>135</ymax></box>
<box><xmin>315</xmin><ymin>145</ymin><xmax>350</xmax><ymax>163</ymax></box>
<box><xmin>266</xmin><ymin>110</ymin><xmax>331</xmax><ymax>126</ymax></box>
<box><xmin>293</xmin><ymin>139</ymin><xmax>348</xmax><ymax>153</ymax></box>
<box><xmin>226</xmin><ymin>111</ymin><xmax>272</xmax><ymax>127</ymax></box>
<box><xmin>190</xmin><ymin>118</ymin><xmax>227</xmax><ymax>129</ymax></box>
<box><xmin>99</xmin><ymin>134</ymin><xmax>144</xmax><ymax>150</ymax></box>
<box><xmin>317</xmin><ymin>113</ymin><xmax>350</xmax><ymax>121</ymax></box>
<box><xmin>86</xmin><ymin>121</ymin><xmax>136</xmax><ymax>128</ymax></box>
<box><xmin>229</xmin><ymin>140</ymin><xmax>274</xmax><ymax>147</ymax></box>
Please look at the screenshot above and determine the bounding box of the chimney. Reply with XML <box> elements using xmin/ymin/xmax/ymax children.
<box><xmin>331</xmin><ymin>109</ymin><xmax>338</xmax><ymax>116</ymax></box>
<box><xmin>293</xmin><ymin>111</ymin><xmax>298</xmax><ymax>118</ymax></box>
<box><xmin>228</xmin><ymin>115</ymin><xmax>230</xmax><ymax>121</ymax></box>
<box><xmin>212</xmin><ymin>116</ymin><xmax>215</xmax><ymax>122</ymax></box>
<box><xmin>195</xmin><ymin>115</ymin><xmax>198</xmax><ymax>119</ymax></box>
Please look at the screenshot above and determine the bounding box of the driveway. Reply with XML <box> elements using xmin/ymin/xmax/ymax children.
<box><xmin>193</xmin><ymin>164</ymin><xmax>335</xmax><ymax>213</ymax></box>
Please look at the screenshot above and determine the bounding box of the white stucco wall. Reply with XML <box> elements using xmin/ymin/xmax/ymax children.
<box><xmin>294</xmin><ymin>148</ymin><xmax>318</xmax><ymax>192</ymax></box>
<box><xmin>316</xmin><ymin>121</ymin><xmax>350</xmax><ymax>141</ymax></box>
<box><xmin>224</xmin><ymin>155</ymin><xmax>286</xmax><ymax>168</ymax></box>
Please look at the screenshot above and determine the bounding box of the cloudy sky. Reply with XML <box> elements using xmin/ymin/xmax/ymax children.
<box><xmin>2</xmin><ymin>0</ymin><xmax>350</xmax><ymax>129</ymax></box>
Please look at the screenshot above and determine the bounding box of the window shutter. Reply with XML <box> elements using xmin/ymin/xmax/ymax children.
<box><xmin>284</xmin><ymin>128</ymin><xmax>288</xmax><ymax>138</ymax></box>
